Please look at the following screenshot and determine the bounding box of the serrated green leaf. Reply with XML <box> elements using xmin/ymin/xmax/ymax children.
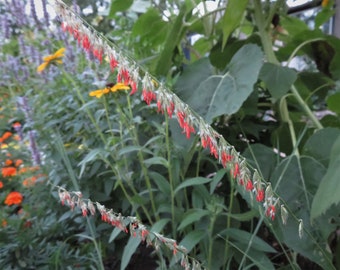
<box><xmin>187</xmin><ymin>44</ymin><xmax>263</xmax><ymax>123</ymax></box>
<box><xmin>302</xmin><ymin>127</ymin><xmax>340</xmax><ymax>166</ymax></box>
<box><xmin>221</xmin><ymin>0</ymin><xmax>248</xmax><ymax>49</ymax></box>
<box><xmin>311</xmin><ymin>135</ymin><xmax>340</xmax><ymax>219</ymax></box>
<box><xmin>174</xmin><ymin>177</ymin><xmax>212</xmax><ymax>195</ymax></box>
<box><xmin>259</xmin><ymin>63</ymin><xmax>297</xmax><ymax>99</ymax></box>
<box><xmin>178</xmin><ymin>209</ymin><xmax>210</xmax><ymax>231</ymax></box>
<box><xmin>109</xmin><ymin>0</ymin><xmax>133</xmax><ymax>17</ymax></box>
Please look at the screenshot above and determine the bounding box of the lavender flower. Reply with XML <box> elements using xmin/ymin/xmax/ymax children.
<box><xmin>28</xmin><ymin>130</ymin><xmax>42</xmax><ymax>166</ymax></box>
<box><xmin>41</xmin><ymin>0</ymin><xmax>50</xmax><ymax>26</ymax></box>
<box><xmin>30</xmin><ymin>0</ymin><xmax>41</xmax><ymax>27</ymax></box>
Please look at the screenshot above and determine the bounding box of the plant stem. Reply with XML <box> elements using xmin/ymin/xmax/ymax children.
<box><xmin>164</xmin><ymin>114</ymin><xmax>176</xmax><ymax>238</ymax></box>
<box><xmin>126</xmin><ymin>95</ymin><xmax>159</xmax><ymax>222</ymax></box>
<box><xmin>253</xmin><ymin>0</ymin><xmax>324</xmax><ymax>131</ymax></box>
<box><xmin>223</xmin><ymin>175</ymin><xmax>235</xmax><ymax>265</ymax></box>
<box><xmin>291</xmin><ymin>85</ymin><xmax>323</xmax><ymax>130</ymax></box>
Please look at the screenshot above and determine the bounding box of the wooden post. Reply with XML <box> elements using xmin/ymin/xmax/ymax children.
<box><xmin>334</xmin><ymin>0</ymin><xmax>340</xmax><ymax>37</ymax></box>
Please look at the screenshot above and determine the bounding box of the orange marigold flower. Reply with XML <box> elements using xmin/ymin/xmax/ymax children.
<box><xmin>5</xmin><ymin>159</ymin><xmax>13</xmax><ymax>166</ymax></box>
<box><xmin>15</xmin><ymin>159</ymin><xmax>23</xmax><ymax>167</ymax></box>
<box><xmin>2</xmin><ymin>219</ymin><xmax>7</xmax><ymax>227</ymax></box>
<box><xmin>22</xmin><ymin>176</ymin><xmax>38</xmax><ymax>187</ymax></box>
<box><xmin>1</xmin><ymin>131</ymin><xmax>12</xmax><ymax>142</ymax></box>
<box><xmin>4</xmin><ymin>191</ymin><xmax>23</xmax><ymax>205</ymax></box>
<box><xmin>0</xmin><ymin>181</ymin><xmax>3</xmax><ymax>189</ymax></box>
<box><xmin>2</xmin><ymin>167</ymin><xmax>17</xmax><ymax>177</ymax></box>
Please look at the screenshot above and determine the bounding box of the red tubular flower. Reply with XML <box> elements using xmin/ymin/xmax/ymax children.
<box><xmin>166</xmin><ymin>102</ymin><xmax>175</xmax><ymax>118</ymax></box>
<box><xmin>256</xmin><ymin>189</ymin><xmax>264</xmax><ymax>202</ymax></box>
<box><xmin>221</xmin><ymin>151</ymin><xmax>232</xmax><ymax>168</ymax></box>
<box><xmin>109</xmin><ymin>56</ymin><xmax>118</xmax><ymax>71</ymax></box>
<box><xmin>177</xmin><ymin>111</ymin><xmax>185</xmax><ymax>128</ymax></box>
<box><xmin>93</xmin><ymin>48</ymin><xmax>103</xmax><ymax>63</ymax></box>
<box><xmin>233</xmin><ymin>163</ymin><xmax>240</xmax><ymax>178</ymax></box>
<box><xmin>130</xmin><ymin>81</ymin><xmax>137</xmax><ymax>95</ymax></box>
<box><xmin>142</xmin><ymin>89</ymin><xmax>157</xmax><ymax>105</ymax></box>
<box><xmin>4</xmin><ymin>191</ymin><xmax>23</xmax><ymax>205</ymax></box>
<box><xmin>82</xmin><ymin>35</ymin><xmax>91</xmax><ymax>52</ymax></box>
<box><xmin>183</xmin><ymin>121</ymin><xmax>195</xmax><ymax>139</ymax></box>
<box><xmin>117</xmin><ymin>68</ymin><xmax>130</xmax><ymax>85</ymax></box>
<box><xmin>246</xmin><ymin>179</ymin><xmax>253</xmax><ymax>191</ymax></box>
<box><xmin>0</xmin><ymin>181</ymin><xmax>3</xmax><ymax>189</ymax></box>
<box><xmin>266</xmin><ymin>205</ymin><xmax>276</xmax><ymax>220</ymax></box>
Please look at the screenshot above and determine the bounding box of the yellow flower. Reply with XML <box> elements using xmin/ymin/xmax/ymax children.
<box><xmin>110</xmin><ymin>83</ymin><xmax>130</xmax><ymax>93</ymax></box>
<box><xmin>322</xmin><ymin>0</ymin><xmax>329</xmax><ymax>7</ymax></box>
<box><xmin>89</xmin><ymin>83</ymin><xmax>130</xmax><ymax>98</ymax></box>
<box><xmin>37</xmin><ymin>48</ymin><xmax>65</xmax><ymax>73</ymax></box>
<box><xmin>89</xmin><ymin>87</ymin><xmax>110</xmax><ymax>98</ymax></box>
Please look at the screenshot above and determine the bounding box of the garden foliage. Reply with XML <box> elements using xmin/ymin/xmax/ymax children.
<box><xmin>1</xmin><ymin>0</ymin><xmax>340</xmax><ymax>269</ymax></box>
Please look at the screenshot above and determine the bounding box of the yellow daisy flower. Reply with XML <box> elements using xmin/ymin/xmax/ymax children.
<box><xmin>89</xmin><ymin>83</ymin><xmax>130</xmax><ymax>98</ymax></box>
<box><xmin>37</xmin><ymin>48</ymin><xmax>65</xmax><ymax>73</ymax></box>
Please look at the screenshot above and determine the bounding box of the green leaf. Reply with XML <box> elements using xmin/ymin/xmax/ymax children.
<box><xmin>131</xmin><ymin>8</ymin><xmax>168</xmax><ymax>48</ymax></box>
<box><xmin>109</xmin><ymin>227</ymin><xmax>122</xmax><ymax>243</ymax></box>
<box><xmin>270</xmin><ymin>156</ymin><xmax>334</xmax><ymax>269</ymax></box>
<box><xmin>149</xmin><ymin>171</ymin><xmax>171</xmax><ymax>194</ymax></box>
<box><xmin>327</xmin><ymin>92</ymin><xmax>340</xmax><ymax>114</ymax></box>
<box><xmin>259</xmin><ymin>63</ymin><xmax>297</xmax><ymax>99</ymax></box>
<box><xmin>143</xmin><ymin>157</ymin><xmax>169</xmax><ymax>168</ymax></box>
<box><xmin>210</xmin><ymin>169</ymin><xmax>226</xmax><ymax>194</ymax></box>
<box><xmin>179</xmin><ymin>230</ymin><xmax>206</xmax><ymax>253</ymax></box>
<box><xmin>231</xmin><ymin>242</ymin><xmax>275</xmax><ymax>270</ymax></box>
<box><xmin>302</xmin><ymin>127</ymin><xmax>340</xmax><ymax>166</ymax></box>
<box><xmin>120</xmin><ymin>237</ymin><xmax>141</xmax><ymax>270</ymax></box>
<box><xmin>174</xmin><ymin>57</ymin><xmax>213</xmax><ymax>101</ymax></box>
<box><xmin>154</xmin><ymin>4</ymin><xmax>188</xmax><ymax>76</ymax></box>
<box><xmin>243</xmin><ymin>143</ymin><xmax>278</xmax><ymax>180</ymax></box>
<box><xmin>150</xmin><ymin>218</ymin><xmax>171</xmax><ymax>234</ymax></box>
<box><xmin>118</xmin><ymin>145</ymin><xmax>152</xmax><ymax>156</ymax></box>
<box><xmin>224</xmin><ymin>228</ymin><xmax>277</xmax><ymax>253</ymax></box>
<box><xmin>311</xmin><ymin>135</ymin><xmax>340</xmax><ymax>219</ymax></box>
<box><xmin>187</xmin><ymin>44</ymin><xmax>263</xmax><ymax>123</ymax></box>
<box><xmin>315</xmin><ymin>8</ymin><xmax>335</xmax><ymax>29</ymax></box>
<box><xmin>178</xmin><ymin>209</ymin><xmax>210</xmax><ymax>231</ymax></box>
<box><xmin>109</xmin><ymin>0</ymin><xmax>133</xmax><ymax>17</ymax></box>
<box><xmin>221</xmin><ymin>0</ymin><xmax>248</xmax><ymax>49</ymax></box>
<box><xmin>174</xmin><ymin>177</ymin><xmax>212</xmax><ymax>195</ymax></box>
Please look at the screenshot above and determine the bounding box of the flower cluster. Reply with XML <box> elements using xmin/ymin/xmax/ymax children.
<box><xmin>53</xmin><ymin>0</ymin><xmax>286</xmax><ymax>225</ymax></box>
<box><xmin>57</xmin><ymin>187</ymin><xmax>202</xmax><ymax>269</ymax></box>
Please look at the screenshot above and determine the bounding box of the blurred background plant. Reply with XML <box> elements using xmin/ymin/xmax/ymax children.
<box><xmin>0</xmin><ymin>0</ymin><xmax>340</xmax><ymax>269</ymax></box>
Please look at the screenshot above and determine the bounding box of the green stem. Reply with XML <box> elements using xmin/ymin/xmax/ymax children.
<box><xmin>291</xmin><ymin>85</ymin><xmax>323</xmax><ymax>130</ymax></box>
<box><xmin>207</xmin><ymin>213</ymin><xmax>217</xmax><ymax>270</ymax></box>
<box><xmin>253</xmin><ymin>0</ymin><xmax>323</xmax><ymax>132</ymax></box>
<box><xmin>126</xmin><ymin>95</ymin><xmax>159</xmax><ymax>222</ymax></box>
<box><xmin>164</xmin><ymin>114</ymin><xmax>176</xmax><ymax>238</ymax></box>
<box><xmin>61</xmin><ymin>70</ymin><xmax>154</xmax><ymax>222</ymax></box>
<box><xmin>223</xmin><ymin>175</ymin><xmax>235</xmax><ymax>265</ymax></box>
